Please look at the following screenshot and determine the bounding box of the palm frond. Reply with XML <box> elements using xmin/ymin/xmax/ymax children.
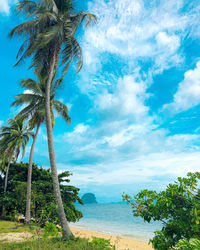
<box><xmin>16</xmin><ymin>0</ymin><xmax>38</xmax><ymax>16</ymax></box>
<box><xmin>12</xmin><ymin>94</ymin><xmax>41</xmax><ymax>106</ymax></box>
<box><xmin>53</xmin><ymin>99</ymin><xmax>71</xmax><ymax>125</ymax></box>
<box><xmin>9</xmin><ymin>20</ymin><xmax>38</xmax><ymax>38</ymax></box>
<box><xmin>20</xmin><ymin>78</ymin><xmax>44</xmax><ymax>96</ymax></box>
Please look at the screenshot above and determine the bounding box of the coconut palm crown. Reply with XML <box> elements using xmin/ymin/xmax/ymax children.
<box><xmin>9</xmin><ymin>0</ymin><xmax>97</xmax><ymax>75</ymax></box>
<box><xmin>0</xmin><ymin>117</ymin><xmax>33</xmax><ymax>160</ymax></box>
<box><xmin>12</xmin><ymin>70</ymin><xmax>71</xmax><ymax>128</ymax></box>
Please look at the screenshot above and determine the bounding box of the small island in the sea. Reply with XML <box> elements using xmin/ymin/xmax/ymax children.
<box><xmin>82</xmin><ymin>193</ymin><xmax>98</xmax><ymax>204</ymax></box>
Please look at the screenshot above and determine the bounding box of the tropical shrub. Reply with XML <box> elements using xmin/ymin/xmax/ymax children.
<box><xmin>90</xmin><ymin>237</ymin><xmax>115</xmax><ymax>249</ymax></box>
<box><xmin>122</xmin><ymin>172</ymin><xmax>200</xmax><ymax>249</ymax></box>
<box><xmin>176</xmin><ymin>238</ymin><xmax>200</xmax><ymax>250</ymax></box>
<box><xmin>0</xmin><ymin>162</ymin><xmax>83</xmax><ymax>223</ymax></box>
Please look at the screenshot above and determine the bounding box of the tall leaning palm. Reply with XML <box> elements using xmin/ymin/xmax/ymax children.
<box><xmin>0</xmin><ymin>117</ymin><xmax>33</xmax><ymax>217</ymax></box>
<box><xmin>12</xmin><ymin>70</ymin><xmax>71</xmax><ymax>224</ymax></box>
<box><xmin>9</xmin><ymin>0</ymin><xmax>96</xmax><ymax>238</ymax></box>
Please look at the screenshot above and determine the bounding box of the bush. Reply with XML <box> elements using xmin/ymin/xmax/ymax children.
<box><xmin>0</xmin><ymin>162</ymin><xmax>83</xmax><ymax>224</ymax></box>
<box><xmin>176</xmin><ymin>238</ymin><xmax>200</xmax><ymax>250</ymax></box>
<box><xmin>123</xmin><ymin>172</ymin><xmax>200</xmax><ymax>249</ymax></box>
<box><xmin>90</xmin><ymin>237</ymin><xmax>115</xmax><ymax>249</ymax></box>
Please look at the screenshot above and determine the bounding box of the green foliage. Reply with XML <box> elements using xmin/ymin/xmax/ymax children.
<box><xmin>10</xmin><ymin>0</ymin><xmax>97</xmax><ymax>76</ymax></box>
<box><xmin>0</xmin><ymin>237</ymin><xmax>114</xmax><ymax>250</ymax></box>
<box><xmin>43</xmin><ymin>222</ymin><xmax>60</xmax><ymax>238</ymax></box>
<box><xmin>90</xmin><ymin>237</ymin><xmax>115</xmax><ymax>249</ymax></box>
<box><xmin>0</xmin><ymin>117</ymin><xmax>33</xmax><ymax>160</ymax></box>
<box><xmin>176</xmin><ymin>238</ymin><xmax>200</xmax><ymax>250</ymax></box>
<box><xmin>0</xmin><ymin>162</ymin><xmax>83</xmax><ymax>224</ymax></box>
<box><xmin>122</xmin><ymin>172</ymin><xmax>200</xmax><ymax>249</ymax></box>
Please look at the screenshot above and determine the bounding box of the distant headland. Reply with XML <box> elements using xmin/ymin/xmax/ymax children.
<box><xmin>82</xmin><ymin>193</ymin><xmax>97</xmax><ymax>204</ymax></box>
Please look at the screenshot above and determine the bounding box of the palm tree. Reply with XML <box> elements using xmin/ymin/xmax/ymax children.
<box><xmin>0</xmin><ymin>153</ymin><xmax>7</xmax><ymax>175</ymax></box>
<box><xmin>9</xmin><ymin>0</ymin><xmax>96</xmax><ymax>238</ymax></box>
<box><xmin>0</xmin><ymin>117</ymin><xmax>33</xmax><ymax>217</ymax></box>
<box><xmin>12</xmin><ymin>70</ymin><xmax>71</xmax><ymax>224</ymax></box>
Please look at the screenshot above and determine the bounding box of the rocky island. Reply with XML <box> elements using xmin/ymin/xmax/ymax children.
<box><xmin>81</xmin><ymin>193</ymin><xmax>97</xmax><ymax>204</ymax></box>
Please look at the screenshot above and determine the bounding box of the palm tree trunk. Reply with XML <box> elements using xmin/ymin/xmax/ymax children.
<box><xmin>45</xmin><ymin>48</ymin><xmax>73</xmax><ymax>239</ymax></box>
<box><xmin>1</xmin><ymin>152</ymin><xmax>13</xmax><ymax>217</ymax></box>
<box><xmin>25</xmin><ymin>122</ymin><xmax>41</xmax><ymax>224</ymax></box>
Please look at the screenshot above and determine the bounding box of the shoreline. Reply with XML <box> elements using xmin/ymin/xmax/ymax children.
<box><xmin>70</xmin><ymin>223</ymin><xmax>152</xmax><ymax>242</ymax></box>
<box><xmin>70</xmin><ymin>226</ymin><xmax>153</xmax><ymax>250</ymax></box>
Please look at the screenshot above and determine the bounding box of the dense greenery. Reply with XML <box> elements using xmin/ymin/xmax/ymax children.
<box><xmin>0</xmin><ymin>162</ymin><xmax>83</xmax><ymax>224</ymax></box>
<box><xmin>176</xmin><ymin>238</ymin><xmax>200</xmax><ymax>250</ymax></box>
<box><xmin>123</xmin><ymin>172</ymin><xmax>200</xmax><ymax>250</ymax></box>
<box><xmin>0</xmin><ymin>117</ymin><xmax>33</xmax><ymax>216</ymax></box>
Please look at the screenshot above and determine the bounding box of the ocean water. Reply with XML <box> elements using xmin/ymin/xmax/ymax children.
<box><xmin>70</xmin><ymin>203</ymin><xmax>162</xmax><ymax>241</ymax></box>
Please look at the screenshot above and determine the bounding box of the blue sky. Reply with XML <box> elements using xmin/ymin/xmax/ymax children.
<box><xmin>1</xmin><ymin>0</ymin><xmax>200</xmax><ymax>202</ymax></box>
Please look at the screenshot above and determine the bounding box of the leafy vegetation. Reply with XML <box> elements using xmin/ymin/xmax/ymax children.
<box><xmin>0</xmin><ymin>117</ymin><xmax>33</xmax><ymax>217</ymax></box>
<box><xmin>0</xmin><ymin>162</ymin><xmax>83</xmax><ymax>224</ymax></box>
<box><xmin>0</xmin><ymin>237</ymin><xmax>115</xmax><ymax>250</ymax></box>
<box><xmin>90</xmin><ymin>237</ymin><xmax>115</xmax><ymax>249</ymax></box>
<box><xmin>123</xmin><ymin>172</ymin><xmax>200</xmax><ymax>249</ymax></box>
<box><xmin>0</xmin><ymin>221</ymin><xmax>115</xmax><ymax>250</ymax></box>
<box><xmin>176</xmin><ymin>238</ymin><xmax>200</xmax><ymax>250</ymax></box>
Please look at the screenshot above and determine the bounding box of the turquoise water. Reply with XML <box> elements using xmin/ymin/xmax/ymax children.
<box><xmin>70</xmin><ymin>203</ymin><xmax>162</xmax><ymax>241</ymax></box>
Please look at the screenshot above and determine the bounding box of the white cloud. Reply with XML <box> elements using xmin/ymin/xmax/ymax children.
<box><xmin>163</xmin><ymin>61</ymin><xmax>200</xmax><ymax>113</ymax></box>
<box><xmin>53</xmin><ymin>1</ymin><xmax>200</xmax><ymax>200</ymax></box>
<box><xmin>0</xmin><ymin>0</ymin><xmax>10</xmax><ymax>14</ymax></box>
<box><xmin>156</xmin><ymin>32</ymin><xmax>180</xmax><ymax>54</ymax></box>
<box><xmin>95</xmin><ymin>72</ymin><xmax>149</xmax><ymax>119</ymax></box>
<box><xmin>73</xmin><ymin>123</ymin><xmax>89</xmax><ymax>134</ymax></box>
<box><xmin>82</xmin><ymin>0</ymin><xmax>192</xmax><ymax>75</ymax></box>
<box><xmin>24</xmin><ymin>90</ymin><xmax>34</xmax><ymax>94</ymax></box>
<box><xmin>59</xmin><ymin>151</ymin><xmax>200</xmax><ymax>197</ymax></box>
<box><xmin>0</xmin><ymin>120</ymin><xmax>3</xmax><ymax>126</ymax></box>
<box><xmin>55</xmin><ymin>123</ymin><xmax>90</xmax><ymax>146</ymax></box>
<box><xmin>0</xmin><ymin>0</ymin><xmax>16</xmax><ymax>15</ymax></box>
<box><xmin>77</xmin><ymin>0</ymin><xmax>199</xmax><ymax>109</ymax></box>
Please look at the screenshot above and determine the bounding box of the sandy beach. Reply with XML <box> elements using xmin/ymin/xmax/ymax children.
<box><xmin>71</xmin><ymin>227</ymin><xmax>153</xmax><ymax>250</ymax></box>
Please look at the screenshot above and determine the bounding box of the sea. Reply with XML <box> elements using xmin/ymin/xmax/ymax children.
<box><xmin>70</xmin><ymin>203</ymin><xmax>162</xmax><ymax>241</ymax></box>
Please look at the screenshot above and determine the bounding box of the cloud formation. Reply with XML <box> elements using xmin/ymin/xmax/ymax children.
<box><xmin>0</xmin><ymin>0</ymin><xmax>11</xmax><ymax>15</ymax></box>
<box><xmin>163</xmin><ymin>61</ymin><xmax>200</xmax><ymax>113</ymax></box>
<box><xmin>95</xmin><ymin>72</ymin><xmax>149</xmax><ymax>119</ymax></box>
<box><xmin>8</xmin><ymin>0</ymin><xmax>200</xmax><ymax>201</ymax></box>
<box><xmin>52</xmin><ymin>0</ymin><xmax>200</xmax><ymax>200</ymax></box>
<box><xmin>82</xmin><ymin>0</ymin><xmax>196</xmax><ymax>76</ymax></box>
